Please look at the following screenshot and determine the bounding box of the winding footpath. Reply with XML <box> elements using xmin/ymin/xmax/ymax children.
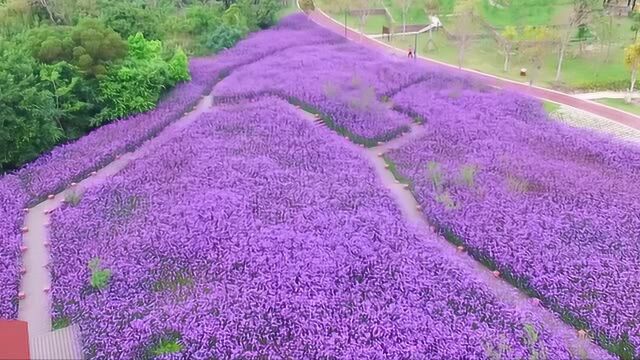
<box><xmin>17</xmin><ymin>94</ymin><xmax>213</xmax><ymax>359</ymax></box>
<box><xmin>16</xmin><ymin>93</ymin><xmax>612</xmax><ymax>358</ymax></box>
<box><xmin>295</xmin><ymin>107</ymin><xmax>610</xmax><ymax>359</ymax></box>
<box><xmin>304</xmin><ymin>7</ymin><xmax>640</xmax><ymax>132</ymax></box>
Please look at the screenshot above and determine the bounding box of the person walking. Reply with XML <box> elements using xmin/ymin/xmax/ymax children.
<box><xmin>408</xmin><ymin>48</ymin><xmax>414</xmax><ymax>59</ymax></box>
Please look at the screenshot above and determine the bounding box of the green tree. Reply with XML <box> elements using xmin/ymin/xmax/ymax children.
<box><xmin>27</xmin><ymin>19</ymin><xmax>127</xmax><ymax>76</ymax></box>
<box><xmin>97</xmin><ymin>33</ymin><xmax>189</xmax><ymax>123</ymax></box>
<box><xmin>99</xmin><ymin>1</ymin><xmax>165</xmax><ymax>40</ymax></box>
<box><xmin>185</xmin><ymin>4</ymin><xmax>221</xmax><ymax>35</ymax></box>
<box><xmin>39</xmin><ymin>61</ymin><xmax>94</xmax><ymax>138</ymax></box>
<box><xmin>298</xmin><ymin>0</ymin><xmax>316</xmax><ymax>14</ymax></box>
<box><xmin>0</xmin><ymin>42</ymin><xmax>61</xmax><ymax>171</ymax></box>
<box><xmin>554</xmin><ymin>0</ymin><xmax>599</xmax><ymax>82</ymax></box>
<box><xmin>631</xmin><ymin>12</ymin><xmax>640</xmax><ymax>41</ymax></box>
<box><xmin>168</xmin><ymin>48</ymin><xmax>190</xmax><ymax>83</ymax></box>
<box><xmin>254</xmin><ymin>0</ymin><xmax>279</xmax><ymax>28</ymax></box>
<box><xmin>501</xmin><ymin>25</ymin><xmax>518</xmax><ymax>72</ymax></box>
<box><xmin>399</xmin><ymin>0</ymin><xmax>413</xmax><ymax>33</ymax></box>
<box><xmin>451</xmin><ymin>0</ymin><xmax>480</xmax><ymax>68</ymax></box>
<box><xmin>222</xmin><ymin>3</ymin><xmax>248</xmax><ymax>32</ymax></box>
<box><xmin>88</xmin><ymin>257</ymin><xmax>111</xmax><ymax>290</ymax></box>
<box><xmin>204</xmin><ymin>23</ymin><xmax>244</xmax><ymax>52</ymax></box>
<box><xmin>322</xmin><ymin>0</ymin><xmax>348</xmax><ymax>34</ymax></box>
<box><xmin>423</xmin><ymin>0</ymin><xmax>440</xmax><ymax>50</ymax></box>
<box><xmin>0</xmin><ymin>0</ymin><xmax>36</xmax><ymax>36</ymax></box>
<box><xmin>624</xmin><ymin>41</ymin><xmax>640</xmax><ymax>102</ymax></box>
<box><xmin>521</xmin><ymin>25</ymin><xmax>558</xmax><ymax>85</ymax></box>
<box><xmin>597</xmin><ymin>12</ymin><xmax>614</xmax><ymax>61</ymax></box>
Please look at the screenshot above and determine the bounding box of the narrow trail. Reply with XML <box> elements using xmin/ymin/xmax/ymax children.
<box><xmin>294</xmin><ymin>106</ymin><xmax>611</xmax><ymax>359</ymax></box>
<box><xmin>17</xmin><ymin>94</ymin><xmax>213</xmax><ymax>358</ymax></box>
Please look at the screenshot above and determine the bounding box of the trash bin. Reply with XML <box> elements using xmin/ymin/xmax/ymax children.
<box><xmin>520</xmin><ymin>68</ymin><xmax>527</xmax><ymax>76</ymax></box>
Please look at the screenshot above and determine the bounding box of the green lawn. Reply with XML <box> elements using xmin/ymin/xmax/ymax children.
<box><xmin>385</xmin><ymin>28</ymin><xmax>629</xmax><ymax>91</ymax></box>
<box><xmin>382</xmin><ymin>0</ymin><xmax>431</xmax><ymax>25</ymax></box>
<box><xmin>277</xmin><ymin>1</ymin><xmax>300</xmax><ymax>19</ymax></box>
<box><xmin>595</xmin><ymin>98</ymin><xmax>640</xmax><ymax>115</ymax></box>
<box><xmin>543</xmin><ymin>101</ymin><xmax>561</xmax><ymax>114</ymax></box>
<box><xmin>344</xmin><ymin>14</ymin><xmax>389</xmax><ymax>34</ymax></box>
<box><xmin>316</xmin><ymin>0</ymin><xmax>633</xmax><ymax>91</ymax></box>
<box><xmin>480</xmin><ymin>0</ymin><xmax>570</xmax><ymax>28</ymax></box>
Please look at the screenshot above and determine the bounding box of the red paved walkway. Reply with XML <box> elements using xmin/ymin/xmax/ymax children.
<box><xmin>308</xmin><ymin>10</ymin><xmax>640</xmax><ymax>132</ymax></box>
<box><xmin>0</xmin><ymin>320</ymin><xmax>29</xmax><ymax>360</ymax></box>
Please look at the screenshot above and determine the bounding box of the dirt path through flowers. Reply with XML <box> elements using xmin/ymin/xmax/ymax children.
<box><xmin>295</xmin><ymin>106</ymin><xmax>611</xmax><ymax>359</ymax></box>
<box><xmin>17</xmin><ymin>94</ymin><xmax>213</xmax><ymax>358</ymax></box>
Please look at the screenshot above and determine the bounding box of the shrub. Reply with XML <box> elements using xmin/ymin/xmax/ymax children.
<box><xmin>88</xmin><ymin>257</ymin><xmax>111</xmax><ymax>290</ymax></box>
<box><xmin>204</xmin><ymin>23</ymin><xmax>244</xmax><ymax>53</ymax></box>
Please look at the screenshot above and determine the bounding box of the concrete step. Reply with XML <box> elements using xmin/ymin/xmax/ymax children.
<box><xmin>30</xmin><ymin>325</ymin><xmax>82</xmax><ymax>360</ymax></box>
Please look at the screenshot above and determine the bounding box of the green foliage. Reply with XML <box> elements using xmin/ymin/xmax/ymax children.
<box><xmin>147</xmin><ymin>333</ymin><xmax>183</xmax><ymax>358</ymax></box>
<box><xmin>0</xmin><ymin>42</ymin><xmax>61</xmax><ymax>171</ymax></box>
<box><xmin>523</xmin><ymin>323</ymin><xmax>548</xmax><ymax>360</ymax></box>
<box><xmin>483</xmin><ymin>335</ymin><xmax>511</xmax><ymax>359</ymax></box>
<box><xmin>624</xmin><ymin>41</ymin><xmax>640</xmax><ymax>70</ymax></box>
<box><xmin>97</xmin><ymin>33</ymin><xmax>190</xmax><ymax>123</ymax></box>
<box><xmin>632</xmin><ymin>13</ymin><xmax>640</xmax><ymax>41</ymax></box>
<box><xmin>168</xmin><ymin>48</ymin><xmax>190</xmax><ymax>83</ymax></box>
<box><xmin>39</xmin><ymin>61</ymin><xmax>95</xmax><ymax>138</ymax></box>
<box><xmin>88</xmin><ymin>257</ymin><xmax>111</xmax><ymax>290</ymax></box>
<box><xmin>435</xmin><ymin>191</ymin><xmax>458</xmax><ymax>209</ymax></box>
<box><xmin>502</xmin><ymin>25</ymin><xmax>518</xmax><ymax>42</ymax></box>
<box><xmin>152</xmin><ymin>273</ymin><xmax>194</xmax><ymax>292</ymax></box>
<box><xmin>27</xmin><ymin>19</ymin><xmax>127</xmax><ymax>76</ymax></box>
<box><xmin>222</xmin><ymin>4</ymin><xmax>249</xmax><ymax>32</ymax></box>
<box><xmin>299</xmin><ymin>0</ymin><xmax>316</xmax><ymax>13</ymax></box>
<box><xmin>0</xmin><ymin>0</ymin><xmax>276</xmax><ymax>171</ymax></box>
<box><xmin>64</xmin><ymin>190</ymin><xmax>83</xmax><ymax>206</ymax></box>
<box><xmin>99</xmin><ymin>1</ymin><xmax>165</xmax><ymax>40</ymax></box>
<box><xmin>507</xmin><ymin>174</ymin><xmax>531</xmax><ymax>193</ymax></box>
<box><xmin>204</xmin><ymin>23</ymin><xmax>244</xmax><ymax>53</ymax></box>
<box><xmin>185</xmin><ymin>4</ymin><xmax>222</xmax><ymax>35</ymax></box>
<box><xmin>426</xmin><ymin>160</ymin><xmax>444</xmax><ymax>192</ymax></box>
<box><xmin>255</xmin><ymin>0</ymin><xmax>280</xmax><ymax>27</ymax></box>
<box><xmin>542</xmin><ymin>101</ymin><xmax>560</xmax><ymax>114</ymax></box>
<box><xmin>52</xmin><ymin>316</ymin><xmax>70</xmax><ymax>330</ymax></box>
<box><xmin>151</xmin><ymin>338</ymin><xmax>182</xmax><ymax>356</ymax></box>
<box><xmin>458</xmin><ymin>164</ymin><xmax>478</xmax><ymax>188</ymax></box>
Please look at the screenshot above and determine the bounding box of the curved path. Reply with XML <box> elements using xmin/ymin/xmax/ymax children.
<box><xmin>303</xmin><ymin>7</ymin><xmax>640</xmax><ymax>132</ymax></box>
<box><xmin>294</xmin><ymin>107</ymin><xmax>609</xmax><ymax>359</ymax></box>
<box><xmin>17</xmin><ymin>94</ymin><xmax>213</xmax><ymax>359</ymax></box>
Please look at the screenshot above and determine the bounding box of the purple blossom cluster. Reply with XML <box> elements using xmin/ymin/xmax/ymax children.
<box><xmin>213</xmin><ymin>41</ymin><xmax>428</xmax><ymax>144</ymax></box>
<box><xmin>49</xmin><ymin>97</ymin><xmax>578</xmax><ymax>359</ymax></box>
<box><xmin>0</xmin><ymin>175</ymin><xmax>28</xmax><ymax>318</ymax></box>
<box><xmin>17</xmin><ymin>59</ymin><xmax>219</xmax><ymax>202</ymax></box>
<box><xmin>0</xmin><ymin>13</ymin><xmax>343</xmax><ymax>318</ymax></box>
<box><xmin>387</xmin><ymin>77</ymin><xmax>640</xmax><ymax>357</ymax></box>
<box><xmin>15</xmin><ymin>14</ymin><xmax>340</xmax><ymax>203</ymax></box>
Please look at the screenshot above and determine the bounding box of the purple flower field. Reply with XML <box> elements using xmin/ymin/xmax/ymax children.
<box><xmin>213</xmin><ymin>41</ymin><xmax>428</xmax><ymax>144</ymax></box>
<box><xmin>49</xmin><ymin>97</ymin><xmax>577</xmax><ymax>358</ymax></box>
<box><xmin>16</xmin><ymin>14</ymin><xmax>341</xmax><ymax>204</ymax></box>
<box><xmin>2</xmin><ymin>12</ymin><xmax>638</xmax><ymax>359</ymax></box>
<box><xmin>387</xmin><ymin>77</ymin><xmax>640</xmax><ymax>357</ymax></box>
<box><xmin>0</xmin><ymin>175</ymin><xmax>28</xmax><ymax>318</ymax></box>
<box><xmin>0</xmin><ymin>14</ymin><xmax>342</xmax><ymax>318</ymax></box>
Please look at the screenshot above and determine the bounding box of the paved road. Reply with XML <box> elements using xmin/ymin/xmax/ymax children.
<box><xmin>573</xmin><ymin>91</ymin><xmax>640</xmax><ymax>100</ymax></box>
<box><xmin>307</xmin><ymin>9</ymin><xmax>640</xmax><ymax>132</ymax></box>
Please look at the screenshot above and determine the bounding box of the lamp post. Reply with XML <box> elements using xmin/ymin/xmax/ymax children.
<box><xmin>414</xmin><ymin>32</ymin><xmax>418</xmax><ymax>60</ymax></box>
